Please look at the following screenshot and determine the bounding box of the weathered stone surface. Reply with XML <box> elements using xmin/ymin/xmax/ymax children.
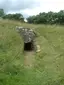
<box><xmin>16</xmin><ymin>26</ymin><xmax>37</xmax><ymax>43</ymax></box>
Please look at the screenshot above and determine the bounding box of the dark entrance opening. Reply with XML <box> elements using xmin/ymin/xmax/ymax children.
<box><xmin>24</xmin><ymin>41</ymin><xmax>34</xmax><ymax>51</ymax></box>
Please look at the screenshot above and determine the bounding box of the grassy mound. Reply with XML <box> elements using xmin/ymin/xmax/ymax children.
<box><xmin>0</xmin><ymin>19</ymin><xmax>64</xmax><ymax>85</ymax></box>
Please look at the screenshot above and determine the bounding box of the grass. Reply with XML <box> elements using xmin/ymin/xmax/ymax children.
<box><xmin>0</xmin><ymin>19</ymin><xmax>64</xmax><ymax>85</ymax></box>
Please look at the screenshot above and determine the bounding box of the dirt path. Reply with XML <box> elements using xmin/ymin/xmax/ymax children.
<box><xmin>24</xmin><ymin>51</ymin><xmax>35</xmax><ymax>68</ymax></box>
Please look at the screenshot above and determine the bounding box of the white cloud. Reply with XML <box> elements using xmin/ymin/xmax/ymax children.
<box><xmin>0</xmin><ymin>0</ymin><xmax>39</xmax><ymax>12</ymax></box>
<box><xmin>22</xmin><ymin>0</ymin><xmax>64</xmax><ymax>17</ymax></box>
<box><xmin>0</xmin><ymin>0</ymin><xmax>64</xmax><ymax>17</ymax></box>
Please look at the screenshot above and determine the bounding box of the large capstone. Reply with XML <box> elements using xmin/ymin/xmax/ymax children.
<box><xmin>16</xmin><ymin>26</ymin><xmax>37</xmax><ymax>51</ymax></box>
<box><xmin>16</xmin><ymin>27</ymin><xmax>37</xmax><ymax>43</ymax></box>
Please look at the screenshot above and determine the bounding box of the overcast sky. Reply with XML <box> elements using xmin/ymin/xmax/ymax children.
<box><xmin>0</xmin><ymin>0</ymin><xmax>64</xmax><ymax>18</ymax></box>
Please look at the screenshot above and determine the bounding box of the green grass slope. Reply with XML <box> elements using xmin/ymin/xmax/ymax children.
<box><xmin>0</xmin><ymin>19</ymin><xmax>64</xmax><ymax>85</ymax></box>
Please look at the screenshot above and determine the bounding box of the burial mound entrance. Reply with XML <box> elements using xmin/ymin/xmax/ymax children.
<box><xmin>16</xmin><ymin>27</ymin><xmax>37</xmax><ymax>52</ymax></box>
<box><xmin>24</xmin><ymin>41</ymin><xmax>34</xmax><ymax>51</ymax></box>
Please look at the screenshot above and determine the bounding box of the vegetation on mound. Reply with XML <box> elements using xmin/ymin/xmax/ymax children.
<box><xmin>0</xmin><ymin>20</ymin><xmax>64</xmax><ymax>85</ymax></box>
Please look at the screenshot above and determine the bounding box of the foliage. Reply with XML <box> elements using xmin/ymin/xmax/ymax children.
<box><xmin>0</xmin><ymin>9</ymin><xmax>24</xmax><ymax>21</ymax></box>
<box><xmin>3</xmin><ymin>13</ymin><xmax>24</xmax><ymax>21</ymax></box>
<box><xmin>0</xmin><ymin>9</ymin><xmax>5</xmax><ymax>17</ymax></box>
<box><xmin>27</xmin><ymin>10</ymin><xmax>64</xmax><ymax>24</ymax></box>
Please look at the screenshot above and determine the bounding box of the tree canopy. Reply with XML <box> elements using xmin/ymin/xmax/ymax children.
<box><xmin>0</xmin><ymin>9</ymin><xmax>5</xmax><ymax>17</ymax></box>
<box><xmin>3</xmin><ymin>13</ymin><xmax>24</xmax><ymax>21</ymax></box>
<box><xmin>0</xmin><ymin>9</ymin><xmax>24</xmax><ymax>22</ymax></box>
<box><xmin>27</xmin><ymin>10</ymin><xmax>64</xmax><ymax>24</ymax></box>
<box><xmin>0</xmin><ymin>9</ymin><xmax>64</xmax><ymax>24</ymax></box>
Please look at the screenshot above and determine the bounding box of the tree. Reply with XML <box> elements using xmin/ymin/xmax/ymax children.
<box><xmin>3</xmin><ymin>13</ymin><xmax>24</xmax><ymax>21</ymax></box>
<box><xmin>27</xmin><ymin>10</ymin><xmax>64</xmax><ymax>24</ymax></box>
<box><xmin>27</xmin><ymin>16</ymin><xmax>36</xmax><ymax>23</ymax></box>
<box><xmin>0</xmin><ymin>9</ymin><xmax>5</xmax><ymax>17</ymax></box>
<box><xmin>57</xmin><ymin>10</ymin><xmax>64</xmax><ymax>24</ymax></box>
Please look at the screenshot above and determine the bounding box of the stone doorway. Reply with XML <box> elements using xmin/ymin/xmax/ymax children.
<box><xmin>24</xmin><ymin>41</ymin><xmax>34</xmax><ymax>51</ymax></box>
